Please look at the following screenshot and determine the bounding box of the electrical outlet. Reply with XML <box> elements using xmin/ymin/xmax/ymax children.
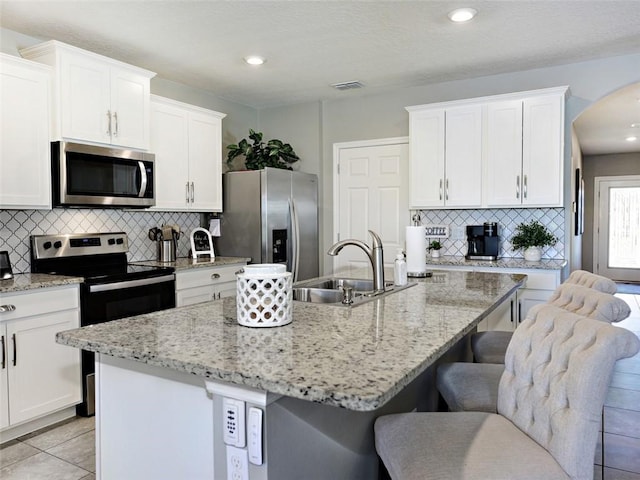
<box><xmin>226</xmin><ymin>446</ymin><xmax>249</xmax><ymax>480</ymax></box>
<box><xmin>223</xmin><ymin>397</ymin><xmax>246</xmax><ymax>447</ymax></box>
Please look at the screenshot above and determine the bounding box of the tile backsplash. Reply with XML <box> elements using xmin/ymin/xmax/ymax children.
<box><xmin>1</xmin><ymin>208</ymin><xmax>201</xmax><ymax>273</ymax></box>
<box><xmin>417</xmin><ymin>207</ymin><xmax>565</xmax><ymax>259</ymax></box>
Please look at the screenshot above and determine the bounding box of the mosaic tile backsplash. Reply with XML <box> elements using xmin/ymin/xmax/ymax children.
<box><xmin>1</xmin><ymin>208</ymin><xmax>200</xmax><ymax>273</ymax></box>
<box><xmin>417</xmin><ymin>207</ymin><xmax>565</xmax><ymax>260</ymax></box>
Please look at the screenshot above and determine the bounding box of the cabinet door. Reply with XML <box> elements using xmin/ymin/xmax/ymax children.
<box><xmin>151</xmin><ymin>100</ymin><xmax>190</xmax><ymax>210</ymax></box>
<box><xmin>485</xmin><ymin>100</ymin><xmax>524</xmax><ymax>207</ymax></box>
<box><xmin>408</xmin><ymin>108</ymin><xmax>445</xmax><ymax>208</ymax></box>
<box><xmin>479</xmin><ymin>291</ymin><xmax>517</xmax><ymax>332</ymax></box>
<box><xmin>7</xmin><ymin>309</ymin><xmax>81</xmax><ymax>425</ymax></box>
<box><xmin>188</xmin><ymin>111</ymin><xmax>223</xmax><ymax>212</ymax></box>
<box><xmin>110</xmin><ymin>68</ymin><xmax>150</xmax><ymax>149</ymax></box>
<box><xmin>517</xmin><ymin>288</ymin><xmax>554</xmax><ymax>325</ymax></box>
<box><xmin>176</xmin><ymin>285</ymin><xmax>216</xmax><ymax>307</ymax></box>
<box><xmin>0</xmin><ymin>56</ymin><xmax>51</xmax><ymax>209</ymax></box>
<box><xmin>445</xmin><ymin>105</ymin><xmax>482</xmax><ymax>207</ymax></box>
<box><xmin>59</xmin><ymin>52</ymin><xmax>111</xmax><ymax>144</ymax></box>
<box><xmin>522</xmin><ymin>95</ymin><xmax>563</xmax><ymax>206</ymax></box>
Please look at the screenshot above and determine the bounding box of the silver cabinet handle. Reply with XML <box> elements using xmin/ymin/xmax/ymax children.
<box><xmin>516</xmin><ymin>175</ymin><xmax>521</xmax><ymax>199</ymax></box>
<box><xmin>1</xmin><ymin>335</ymin><xmax>5</xmax><ymax>370</ymax></box>
<box><xmin>106</xmin><ymin>110</ymin><xmax>112</xmax><ymax>136</ymax></box>
<box><xmin>186</xmin><ymin>182</ymin><xmax>190</xmax><ymax>203</ymax></box>
<box><xmin>113</xmin><ymin>111</ymin><xmax>118</xmax><ymax>137</ymax></box>
<box><xmin>211</xmin><ymin>273</ymin><xmax>221</xmax><ymax>280</ymax></box>
<box><xmin>439</xmin><ymin>179</ymin><xmax>443</xmax><ymax>201</ymax></box>
<box><xmin>0</xmin><ymin>305</ymin><xmax>16</xmax><ymax>313</ymax></box>
<box><xmin>190</xmin><ymin>182</ymin><xmax>195</xmax><ymax>203</ymax></box>
<box><xmin>445</xmin><ymin>179</ymin><xmax>449</xmax><ymax>201</ymax></box>
<box><xmin>523</xmin><ymin>175</ymin><xmax>528</xmax><ymax>199</ymax></box>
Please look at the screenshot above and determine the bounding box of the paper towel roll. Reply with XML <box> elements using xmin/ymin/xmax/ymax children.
<box><xmin>406</xmin><ymin>226</ymin><xmax>427</xmax><ymax>276</ymax></box>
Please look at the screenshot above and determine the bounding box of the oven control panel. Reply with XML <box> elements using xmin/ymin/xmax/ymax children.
<box><xmin>31</xmin><ymin>232</ymin><xmax>129</xmax><ymax>259</ymax></box>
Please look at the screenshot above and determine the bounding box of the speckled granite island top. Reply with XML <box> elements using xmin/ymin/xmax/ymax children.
<box><xmin>131</xmin><ymin>256</ymin><xmax>249</xmax><ymax>270</ymax></box>
<box><xmin>57</xmin><ymin>270</ymin><xmax>525</xmax><ymax>411</ymax></box>
<box><xmin>426</xmin><ymin>255</ymin><xmax>566</xmax><ymax>270</ymax></box>
<box><xmin>1</xmin><ymin>273</ymin><xmax>83</xmax><ymax>293</ymax></box>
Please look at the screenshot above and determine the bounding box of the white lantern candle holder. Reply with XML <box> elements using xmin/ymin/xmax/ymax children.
<box><xmin>236</xmin><ymin>264</ymin><xmax>292</xmax><ymax>327</ymax></box>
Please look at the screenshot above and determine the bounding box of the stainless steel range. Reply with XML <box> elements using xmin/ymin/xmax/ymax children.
<box><xmin>30</xmin><ymin>232</ymin><xmax>176</xmax><ymax>416</ymax></box>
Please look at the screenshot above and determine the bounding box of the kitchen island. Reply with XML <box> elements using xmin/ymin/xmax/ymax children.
<box><xmin>57</xmin><ymin>269</ymin><xmax>525</xmax><ymax>479</ymax></box>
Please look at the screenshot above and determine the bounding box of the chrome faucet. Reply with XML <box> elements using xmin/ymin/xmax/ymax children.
<box><xmin>327</xmin><ymin>230</ymin><xmax>386</xmax><ymax>295</ymax></box>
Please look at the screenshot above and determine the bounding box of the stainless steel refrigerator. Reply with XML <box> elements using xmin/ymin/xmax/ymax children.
<box><xmin>217</xmin><ymin>168</ymin><xmax>319</xmax><ymax>282</ymax></box>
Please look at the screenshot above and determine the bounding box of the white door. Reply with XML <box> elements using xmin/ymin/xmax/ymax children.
<box><xmin>333</xmin><ymin>139</ymin><xmax>409</xmax><ymax>274</ymax></box>
<box><xmin>110</xmin><ymin>67</ymin><xmax>150</xmax><ymax>149</ymax></box>
<box><xmin>188</xmin><ymin>111</ymin><xmax>223</xmax><ymax>212</ymax></box>
<box><xmin>595</xmin><ymin>176</ymin><xmax>640</xmax><ymax>282</ymax></box>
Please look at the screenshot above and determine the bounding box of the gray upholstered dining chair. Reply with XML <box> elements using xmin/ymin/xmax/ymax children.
<box><xmin>375</xmin><ymin>305</ymin><xmax>640</xmax><ymax>480</ymax></box>
<box><xmin>471</xmin><ymin>271</ymin><xmax>621</xmax><ymax>364</ymax></box>
<box><xmin>437</xmin><ymin>283</ymin><xmax>631</xmax><ymax>413</ymax></box>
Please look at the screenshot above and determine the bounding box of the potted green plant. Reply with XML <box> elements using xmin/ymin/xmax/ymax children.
<box><xmin>226</xmin><ymin>129</ymin><xmax>300</xmax><ymax>170</ymax></box>
<box><xmin>428</xmin><ymin>240</ymin><xmax>442</xmax><ymax>258</ymax></box>
<box><xmin>510</xmin><ymin>220</ymin><xmax>557</xmax><ymax>261</ymax></box>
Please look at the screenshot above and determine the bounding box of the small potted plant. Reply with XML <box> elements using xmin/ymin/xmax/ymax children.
<box><xmin>429</xmin><ymin>240</ymin><xmax>443</xmax><ymax>258</ymax></box>
<box><xmin>510</xmin><ymin>220</ymin><xmax>557</xmax><ymax>261</ymax></box>
<box><xmin>226</xmin><ymin>129</ymin><xmax>300</xmax><ymax>170</ymax></box>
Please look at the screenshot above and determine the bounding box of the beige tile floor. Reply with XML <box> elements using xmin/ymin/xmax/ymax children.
<box><xmin>0</xmin><ymin>415</ymin><xmax>95</xmax><ymax>480</ymax></box>
<box><xmin>1</xmin><ymin>293</ymin><xmax>639</xmax><ymax>480</ymax></box>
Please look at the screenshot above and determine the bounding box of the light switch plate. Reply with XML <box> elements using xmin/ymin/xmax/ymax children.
<box><xmin>223</xmin><ymin>397</ymin><xmax>246</xmax><ymax>448</ymax></box>
<box><xmin>248</xmin><ymin>407</ymin><xmax>263</xmax><ymax>465</ymax></box>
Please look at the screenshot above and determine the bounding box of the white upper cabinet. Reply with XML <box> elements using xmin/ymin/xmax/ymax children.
<box><xmin>408</xmin><ymin>86</ymin><xmax>567</xmax><ymax>210</ymax></box>
<box><xmin>485</xmin><ymin>90</ymin><xmax>566</xmax><ymax>207</ymax></box>
<box><xmin>0</xmin><ymin>53</ymin><xmax>52</xmax><ymax>210</ymax></box>
<box><xmin>150</xmin><ymin>95</ymin><xmax>226</xmax><ymax>212</ymax></box>
<box><xmin>407</xmin><ymin>104</ymin><xmax>482</xmax><ymax>209</ymax></box>
<box><xmin>20</xmin><ymin>40</ymin><xmax>155</xmax><ymax>150</ymax></box>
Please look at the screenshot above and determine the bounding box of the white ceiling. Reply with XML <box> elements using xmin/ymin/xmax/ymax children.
<box><xmin>1</xmin><ymin>0</ymin><xmax>639</xmax><ymax>154</ymax></box>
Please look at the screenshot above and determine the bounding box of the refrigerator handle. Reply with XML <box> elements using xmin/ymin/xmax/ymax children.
<box><xmin>289</xmin><ymin>198</ymin><xmax>301</xmax><ymax>282</ymax></box>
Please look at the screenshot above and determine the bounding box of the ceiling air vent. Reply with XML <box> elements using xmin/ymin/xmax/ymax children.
<box><xmin>331</xmin><ymin>81</ymin><xmax>364</xmax><ymax>91</ymax></box>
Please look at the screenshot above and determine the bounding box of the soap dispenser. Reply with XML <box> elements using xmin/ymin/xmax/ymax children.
<box><xmin>394</xmin><ymin>249</ymin><xmax>408</xmax><ymax>286</ymax></box>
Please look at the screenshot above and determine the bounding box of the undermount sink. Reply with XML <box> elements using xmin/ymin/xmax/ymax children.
<box><xmin>292</xmin><ymin>277</ymin><xmax>415</xmax><ymax>307</ymax></box>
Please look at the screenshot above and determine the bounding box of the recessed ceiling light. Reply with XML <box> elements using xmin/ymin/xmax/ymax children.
<box><xmin>625</xmin><ymin>136</ymin><xmax>638</xmax><ymax>142</ymax></box>
<box><xmin>448</xmin><ymin>7</ymin><xmax>477</xmax><ymax>23</ymax></box>
<box><xmin>244</xmin><ymin>56</ymin><xmax>265</xmax><ymax>66</ymax></box>
<box><xmin>631</xmin><ymin>123</ymin><xmax>640</xmax><ymax>128</ymax></box>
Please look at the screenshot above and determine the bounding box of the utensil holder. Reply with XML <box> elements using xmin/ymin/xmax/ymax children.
<box><xmin>157</xmin><ymin>240</ymin><xmax>176</xmax><ymax>262</ymax></box>
<box><xmin>236</xmin><ymin>270</ymin><xmax>292</xmax><ymax>327</ymax></box>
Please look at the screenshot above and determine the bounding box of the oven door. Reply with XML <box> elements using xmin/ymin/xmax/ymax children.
<box><xmin>78</xmin><ymin>274</ymin><xmax>175</xmax><ymax>416</ymax></box>
<box><xmin>81</xmin><ymin>274</ymin><xmax>175</xmax><ymax>325</ymax></box>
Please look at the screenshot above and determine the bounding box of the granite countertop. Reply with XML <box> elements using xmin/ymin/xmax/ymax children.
<box><xmin>131</xmin><ymin>256</ymin><xmax>250</xmax><ymax>271</ymax></box>
<box><xmin>57</xmin><ymin>269</ymin><xmax>525</xmax><ymax>411</ymax></box>
<box><xmin>425</xmin><ymin>255</ymin><xmax>567</xmax><ymax>270</ymax></box>
<box><xmin>0</xmin><ymin>273</ymin><xmax>83</xmax><ymax>294</ymax></box>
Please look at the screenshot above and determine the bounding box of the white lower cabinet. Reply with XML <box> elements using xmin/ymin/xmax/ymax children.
<box><xmin>0</xmin><ymin>285</ymin><xmax>81</xmax><ymax>431</ymax></box>
<box><xmin>176</xmin><ymin>264</ymin><xmax>246</xmax><ymax>307</ymax></box>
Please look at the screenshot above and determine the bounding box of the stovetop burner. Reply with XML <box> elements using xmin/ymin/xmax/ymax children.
<box><xmin>30</xmin><ymin>232</ymin><xmax>174</xmax><ymax>282</ymax></box>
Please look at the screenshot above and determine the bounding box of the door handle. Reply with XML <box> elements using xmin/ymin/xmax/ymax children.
<box><xmin>0</xmin><ymin>304</ymin><xmax>16</xmax><ymax>312</ymax></box>
<box><xmin>510</xmin><ymin>299</ymin><xmax>514</xmax><ymax>323</ymax></box>
<box><xmin>190</xmin><ymin>182</ymin><xmax>195</xmax><ymax>203</ymax></box>
<box><xmin>439</xmin><ymin>179</ymin><xmax>443</xmax><ymax>201</ymax></box>
<box><xmin>516</xmin><ymin>175</ymin><xmax>520</xmax><ymax>199</ymax></box>
<box><xmin>185</xmin><ymin>182</ymin><xmax>190</xmax><ymax>203</ymax></box>
<box><xmin>523</xmin><ymin>175</ymin><xmax>528</xmax><ymax>199</ymax></box>
<box><xmin>12</xmin><ymin>334</ymin><xmax>16</xmax><ymax>367</ymax></box>
<box><xmin>211</xmin><ymin>273</ymin><xmax>221</xmax><ymax>280</ymax></box>
<box><xmin>445</xmin><ymin>179</ymin><xmax>449</xmax><ymax>201</ymax></box>
<box><xmin>1</xmin><ymin>335</ymin><xmax>5</xmax><ymax>369</ymax></box>
<box><xmin>106</xmin><ymin>110</ymin><xmax>112</xmax><ymax>136</ymax></box>
<box><xmin>138</xmin><ymin>161</ymin><xmax>148</xmax><ymax>198</ymax></box>
<box><xmin>113</xmin><ymin>111</ymin><xmax>119</xmax><ymax>137</ymax></box>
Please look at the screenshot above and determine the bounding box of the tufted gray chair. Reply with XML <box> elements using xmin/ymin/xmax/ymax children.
<box><xmin>471</xmin><ymin>280</ymin><xmax>627</xmax><ymax>364</ymax></box>
<box><xmin>375</xmin><ymin>305</ymin><xmax>640</xmax><ymax>480</ymax></box>
<box><xmin>438</xmin><ymin>284</ymin><xmax>631</xmax><ymax>413</ymax></box>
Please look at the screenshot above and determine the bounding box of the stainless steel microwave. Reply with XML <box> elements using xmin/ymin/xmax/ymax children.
<box><xmin>52</xmin><ymin>141</ymin><xmax>155</xmax><ymax>208</ymax></box>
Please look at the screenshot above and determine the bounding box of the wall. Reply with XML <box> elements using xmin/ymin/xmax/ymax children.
<box><xmin>582</xmin><ymin>152</ymin><xmax>640</xmax><ymax>272</ymax></box>
<box><xmin>258</xmin><ymin>53</ymin><xmax>640</xmax><ymax>273</ymax></box>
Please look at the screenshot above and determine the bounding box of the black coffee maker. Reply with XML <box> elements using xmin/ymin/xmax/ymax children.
<box><xmin>466</xmin><ymin>222</ymin><xmax>500</xmax><ymax>260</ymax></box>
